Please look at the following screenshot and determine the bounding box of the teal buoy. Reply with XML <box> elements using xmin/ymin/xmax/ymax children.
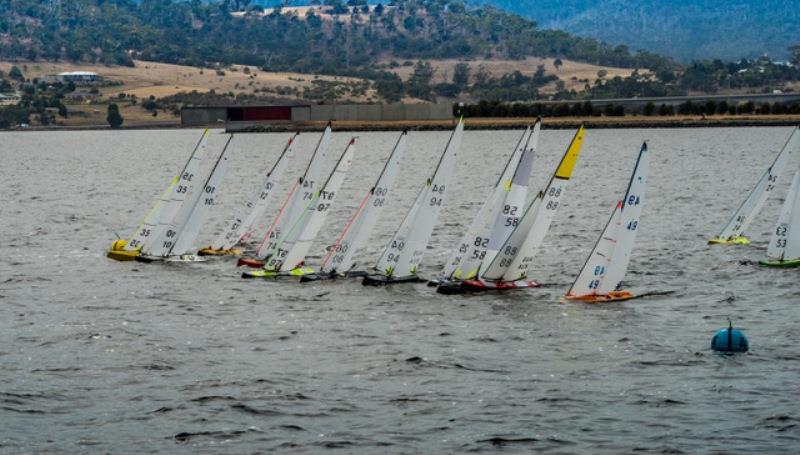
<box><xmin>711</xmin><ymin>318</ymin><xmax>749</xmax><ymax>353</ymax></box>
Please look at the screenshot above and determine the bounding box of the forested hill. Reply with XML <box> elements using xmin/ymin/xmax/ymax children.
<box><xmin>0</xmin><ymin>0</ymin><xmax>675</xmax><ymax>74</ymax></box>
<box><xmin>479</xmin><ymin>0</ymin><xmax>800</xmax><ymax>61</ymax></box>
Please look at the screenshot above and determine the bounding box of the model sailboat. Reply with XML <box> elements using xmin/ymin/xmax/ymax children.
<box><xmin>238</xmin><ymin>125</ymin><xmax>332</xmax><ymax>268</ymax></box>
<box><xmin>199</xmin><ymin>133</ymin><xmax>298</xmax><ymax>256</ymax></box>
<box><xmin>107</xmin><ymin>129</ymin><xmax>210</xmax><ymax>261</ymax></box>
<box><xmin>432</xmin><ymin>121</ymin><xmax>539</xmax><ymax>285</ymax></box>
<box><xmin>136</xmin><ymin>134</ymin><xmax>235</xmax><ymax>263</ymax></box>
<box><xmin>709</xmin><ymin>127</ymin><xmax>799</xmax><ymax>245</ymax></box>
<box><xmin>301</xmin><ymin>131</ymin><xmax>408</xmax><ymax>282</ymax></box>
<box><xmin>440</xmin><ymin>126</ymin><xmax>586</xmax><ymax>293</ymax></box>
<box><xmin>242</xmin><ymin>138</ymin><xmax>355</xmax><ymax>278</ymax></box>
<box><xmin>566</xmin><ymin>143</ymin><xmax>648</xmax><ymax>302</ymax></box>
<box><xmin>760</xmin><ymin>170</ymin><xmax>800</xmax><ymax>267</ymax></box>
<box><xmin>363</xmin><ymin>119</ymin><xmax>464</xmax><ymax>285</ymax></box>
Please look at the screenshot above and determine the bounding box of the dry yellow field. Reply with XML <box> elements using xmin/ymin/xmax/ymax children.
<box><xmin>0</xmin><ymin>60</ymin><xmax>377</xmax><ymax>101</ymax></box>
<box><xmin>382</xmin><ymin>57</ymin><xmax>641</xmax><ymax>93</ymax></box>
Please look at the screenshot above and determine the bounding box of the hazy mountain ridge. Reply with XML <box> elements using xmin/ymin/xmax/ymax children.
<box><xmin>479</xmin><ymin>0</ymin><xmax>800</xmax><ymax>61</ymax></box>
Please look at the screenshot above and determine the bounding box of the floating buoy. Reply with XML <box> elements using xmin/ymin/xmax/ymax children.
<box><xmin>711</xmin><ymin>318</ymin><xmax>749</xmax><ymax>353</ymax></box>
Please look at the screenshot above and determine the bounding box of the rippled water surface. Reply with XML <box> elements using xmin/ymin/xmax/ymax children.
<box><xmin>1</xmin><ymin>126</ymin><xmax>799</xmax><ymax>453</ymax></box>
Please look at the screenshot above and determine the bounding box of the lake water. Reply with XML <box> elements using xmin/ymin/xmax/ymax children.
<box><xmin>1</xmin><ymin>126</ymin><xmax>799</xmax><ymax>453</ymax></box>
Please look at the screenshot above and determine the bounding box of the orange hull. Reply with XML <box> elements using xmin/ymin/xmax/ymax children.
<box><xmin>565</xmin><ymin>290</ymin><xmax>635</xmax><ymax>303</ymax></box>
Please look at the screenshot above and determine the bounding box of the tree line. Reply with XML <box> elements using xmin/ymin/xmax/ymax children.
<box><xmin>460</xmin><ymin>99</ymin><xmax>800</xmax><ymax>118</ymax></box>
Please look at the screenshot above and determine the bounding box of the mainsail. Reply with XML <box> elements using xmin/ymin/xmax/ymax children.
<box><xmin>567</xmin><ymin>143</ymin><xmax>648</xmax><ymax>297</ymax></box>
<box><xmin>211</xmin><ymin>133</ymin><xmax>297</xmax><ymax>251</ymax></box>
<box><xmin>713</xmin><ymin>127</ymin><xmax>799</xmax><ymax>242</ymax></box>
<box><xmin>376</xmin><ymin>119</ymin><xmax>464</xmax><ymax>277</ymax></box>
<box><xmin>320</xmin><ymin>131</ymin><xmax>408</xmax><ymax>274</ymax></box>
<box><xmin>766</xmin><ymin>171</ymin><xmax>800</xmax><ymax>261</ymax></box>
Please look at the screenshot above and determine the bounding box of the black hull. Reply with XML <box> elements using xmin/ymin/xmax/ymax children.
<box><xmin>361</xmin><ymin>274</ymin><xmax>422</xmax><ymax>286</ymax></box>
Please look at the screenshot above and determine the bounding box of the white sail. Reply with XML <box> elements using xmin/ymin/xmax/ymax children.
<box><xmin>256</xmin><ymin>125</ymin><xmax>332</xmax><ymax>259</ymax></box>
<box><xmin>140</xmin><ymin>129</ymin><xmax>210</xmax><ymax>256</ymax></box>
<box><xmin>264</xmin><ymin>140</ymin><xmax>355</xmax><ymax>272</ymax></box>
<box><xmin>124</xmin><ymin>181</ymin><xmax>173</xmax><ymax>252</ymax></box>
<box><xmin>211</xmin><ymin>133</ymin><xmax>297</xmax><ymax>250</ymax></box>
<box><xmin>784</xmin><ymin>171</ymin><xmax>800</xmax><ymax>260</ymax></box>
<box><xmin>169</xmin><ymin>135</ymin><xmax>235</xmax><ymax>256</ymax></box>
<box><xmin>482</xmin><ymin>126</ymin><xmax>586</xmax><ymax>281</ymax></box>
<box><xmin>321</xmin><ymin>132</ymin><xmax>408</xmax><ymax>274</ymax></box>
<box><xmin>567</xmin><ymin>203</ymin><xmax>621</xmax><ymax>296</ymax></box>
<box><xmin>442</xmin><ymin>124</ymin><xmax>536</xmax><ymax>279</ymax></box>
<box><xmin>377</xmin><ymin>120</ymin><xmax>464</xmax><ymax>277</ymax></box>
<box><xmin>767</xmin><ymin>171</ymin><xmax>800</xmax><ymax>260</ymax></box>
<box><xmin>716</xmin><ymin>127</ymin><xmax>799</xmax><ymax>240</ymax></box>
<box><xmin>457</xmin><ymin>145</ymin><xmax>535</xmax><ymax>280</ymax></box>
<box><xmin>598</xmin><ymin>143</ymin><xmax>648</xmax><ymax>294</ymax></box>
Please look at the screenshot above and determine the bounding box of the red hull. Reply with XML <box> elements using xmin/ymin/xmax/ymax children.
<box><xmin>237</xmin><ymin>257</ymin><xmax>266</xmax><ymax>268</ymax></box>
<box><xmin>460</xmin><ymin>279</ymin><xmax>540</xmax><ymax>292</ymax></box>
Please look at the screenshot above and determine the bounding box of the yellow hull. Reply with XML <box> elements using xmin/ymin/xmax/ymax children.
<box><xmin>566</xmin><ymin>290</ymin><xmax>635</xmax><ymax>303</ymax></box>
<box><xmin>708</xmin><ymin>236</ymin><xmax>750</xmax><ymax>245</ymax></box>
<box><xmin>107</xmin><ymin>249</ymin><xmax>140</xmax><ymax>261</ymax></box>
<box><xmin>197</xmin><ymin>247</ymin><xmax>242</xmax><ymax>257</ymax></box>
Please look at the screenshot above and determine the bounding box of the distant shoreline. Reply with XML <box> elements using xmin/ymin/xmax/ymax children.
<box><xmin>233</xmin><ymin>116</ymin><xmax>800</xmax><ymax>132</ymax></box>
<box><xmin>4</xmin><ymin>115</ymin><xmax>799</xmax><ymax>133</ymax></box>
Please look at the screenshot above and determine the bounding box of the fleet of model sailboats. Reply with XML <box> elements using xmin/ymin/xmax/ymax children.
<box><xmin>301</xmin><ymin>130</ymin><xmax>408</xmax><ymax>282</ymax></box>
<box><xmin>439</xmin><ymin>125</ymin><xmax>586</xmax><ymax>293</ymax></box>
<box><xmin>107</xmin><ymin>122</ymin><xmax>800</xmax><ymax>302</ymax></box>
<box><xmin>242</xmin><ymin>137</ymin><xmax>355</xmax><ymax>278</ymax></box>
<box><xmin>199</xmin><ymin>133</ymin><xmax>298</xmax><ymax>257</ymax></box>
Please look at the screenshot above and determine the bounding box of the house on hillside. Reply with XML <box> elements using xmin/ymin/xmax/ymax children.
<box><xmin>56</xmin><ymin>71</ymin><xmax>105</xmax><ymax>85</ymax></box>
<box><xmin>0</xmin><ymin>93</ymin><xmax>21</xmax><ymax>106</ymax></box>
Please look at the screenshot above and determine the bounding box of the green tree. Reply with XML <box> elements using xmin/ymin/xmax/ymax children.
<box><xmin>9</xmin><ymin>66</ymin><xmax>24</xmax><ymax>81</ymax></box>
<box><xmin>452</xmin><ymin>63</ymin><xmax>470</xmax><ymax>89</ymax></box>
<box><xmin>643</xmin><ymin>101</ymin><xmax>655</xmax><ymax>116</ymax></box>
<box><xmin>107</xmin><ymin>103</ymin><xmax>124</xmax><ymax>128</ymax></box>
<box><xmin>407</xmin><ymin>60</ymin><xmax>435</xmax><ymax>100</ymax></box>
<box><xmin>789</xmin><ymin>45</ymin><xmax>800</xmax><ymax>67</ymax></box>
<box><xmin>553</xmin><ymin>58</ymin><xmax>563</xmax><ymax>71</ymax></box>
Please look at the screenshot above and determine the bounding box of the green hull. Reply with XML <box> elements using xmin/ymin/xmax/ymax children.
<box><xmin>242</xmin><ymin>266</ymin><xmax>314</xmax><ymax>279</ymax></box>
<box><xmin>758</xmin><ymin>258</ymin><xmax>800</xmax><ymax>268</ymax></box>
